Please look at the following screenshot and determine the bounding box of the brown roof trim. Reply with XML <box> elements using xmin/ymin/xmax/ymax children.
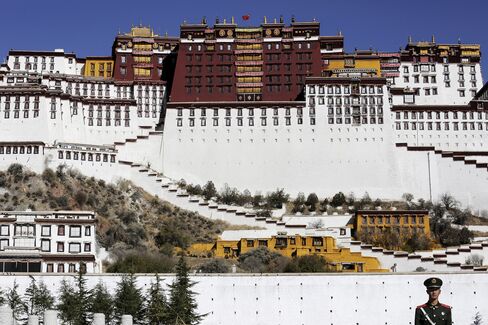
<box><xmin>0</xmin><ymin>141</ymin><xmax>45</xmax><ymax>146</ymax></box>
<box><xmin>34</xmin><ymin>218</ymin><xmax>95</xmax><ymax>224</ymax></box>
<box><xmin>356</xmin><ymin>210</ymin><xmax>429</xmax><ymax>215</ymax></box>
<box><xmin>305</xmin><ymin>77</ymin><xmax>387</xmax><ymax>85</ymax></box>
<box><xmin>391</xmin><ymin>105</ymin><xmax>473</xmax><ymax>112</ymax></box>
<box><xmin>85</xmin><ymin>56</ymin><xmax>114</xmax><ymax>60</ymax></box>
<box><xmin>167</xmin><ymin>101</ymin><xmax>305</xmax><ymax>108</ymax></box>
<box><xmin>41</xmin><ymin>254</ymin><xmax>96</xmax><ymax>262</ymax></box>
<box><xmin>9</xmin><ymin>50</ymin><xmax>77</xmax><ymax>58</ymax></box>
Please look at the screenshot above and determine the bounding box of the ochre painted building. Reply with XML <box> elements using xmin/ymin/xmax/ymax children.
<box><xmin>191</xmin><ymin>231</ymin><xmax>386</xmax><ymax>272</ymax></box>
<box><xmin>354</xmin><ymin>210</ymin><xmax>431</xmax><ymax>237</ymax></box>
<box><xmin>83</xmin><ymin>57</ymin><xmax>114</xmax><ymax>78</ymax></box>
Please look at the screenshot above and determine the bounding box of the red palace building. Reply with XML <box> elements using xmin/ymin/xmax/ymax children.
<box><xmin>170</xmin><ymin>16</ymin><xmax>344</xmax><ymax>103</ymax></box>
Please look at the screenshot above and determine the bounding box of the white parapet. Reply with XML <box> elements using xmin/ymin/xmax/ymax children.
<box><xmin>121</xmin><ymin>315</ymin><xmax>133</xmax><ymax>325</ymax></box>
<box><xmin>0</xmin><ymin>305</ymin><xmax>14</xmax><ymax>325</ymax></box>
<box><xmin>93</xmin><ymin>313</ymin><xmax>106</xmax><ymax>325</ymax></box>
<box><xmin>43</xmin><ymin>310</ymin><xmax>58</xmax><ymax>325</ymax></box>
<box><xmin>27</xmin><ymin>315</ymin><xmax>39</xmax><ymax>325</ymax></box>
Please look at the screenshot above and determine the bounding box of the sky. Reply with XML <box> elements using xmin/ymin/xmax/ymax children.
<box><xmin>1</xmin><ymin>0</ymin><xmax>486</xmax><ymax>79</ymax></box>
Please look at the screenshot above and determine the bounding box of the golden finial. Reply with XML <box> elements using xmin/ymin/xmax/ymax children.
<box><xmin>231</xmin><ymin>16</ymin><xmax>235</xmax><ymax>24</ymax></box>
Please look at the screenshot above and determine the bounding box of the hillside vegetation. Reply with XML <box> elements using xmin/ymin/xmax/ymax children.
<box><xmin>0</xmin><ymin>164</ymin><xmax>227</xmax><ymax>270</ymax></box>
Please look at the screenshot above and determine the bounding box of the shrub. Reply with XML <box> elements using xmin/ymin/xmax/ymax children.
<box><xmin>42</xmin><ymin>168</ymin><xmax>56</xmax><ymax>184</ymax></box>
<box><xmin>107</xmin><ymin>252</ymin><xmax>174</xmax><ymax>273</ymax></box>
<box><xmin>198</xmin><ymin>259</ymin><xmax>230</xmax><ymax>273</ymax></box>
<box><xmin>305</xmin><ymin>193</ymin><xmax>319</xmax><ymax>211</ymax></box>
<box><xmin>284</xmin><ymin>255</ymin><xmax>327</xmax><ymax>273</ymax></box>
<box><xmin>202</xmin><ymin>181</ymin><xmax>217</xmax><ymax>201</ymax></box>
<box><xmin>238</xmin><ymin>247</ymin><xmax>290</xmax><ymax>273</ymax></box>
<box><xmin>265</xmin><ymin>188</ymin><xmax>289</xmax><ymax>209</ymax></box>
<box><xmin>466</xmin><ymin>254</ymin><xmax>484</xmax><ymax>267</ymax></box>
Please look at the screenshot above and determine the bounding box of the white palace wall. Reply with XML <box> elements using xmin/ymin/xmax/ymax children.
<box><xmin>0</xmin><ymin>273</ymin><xmax>487</xmax><ymax>325</ymax></box>
<box><xmin>162</xmin><ymin>105</ymin><xmax>488</xmax><ymax>210</ymax></box>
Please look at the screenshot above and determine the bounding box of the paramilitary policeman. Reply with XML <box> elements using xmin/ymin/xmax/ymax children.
<box><xmin>415</xmin><ymin>277</ymin><xmax>452</xmax><ymax>325</ymax></box>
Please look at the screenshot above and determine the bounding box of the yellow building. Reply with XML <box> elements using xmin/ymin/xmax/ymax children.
<box><xmin>192</xmin><ymin>230</ymin><xmax>386</xmax><ymax>272</ymax></box>
<box><xmin>354</xmin><ymin>210</ymin><xmax>431</xmax><ymax>237</ymax></box>
<box><xmin>323</xmin><ymin>50</ymin><xmax>381</xmax><ymax>77</ymax></box>
<box><xmin>83</xmin><ymin>56</ymin><xmax>114</xmax><ymax>78</ymax></box>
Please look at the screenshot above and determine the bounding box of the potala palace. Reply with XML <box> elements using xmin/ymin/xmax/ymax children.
<box><xmin>1</xmin><ymin>16</ymin><xmax>488</xmax><ymax>325</ymax></box>
<box><xmin>0</xmin><ymin>18</ymin><xmax>487</xmax><ymax>211</ymax></box>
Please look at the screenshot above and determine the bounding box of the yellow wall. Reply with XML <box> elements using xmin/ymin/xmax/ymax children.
<box><xmin>192</xmin><ymin>234</ymin><xmax>386</xmax><ymax>272</ymax></box>
<box><xmin>355</xmin><ymin>211</ymin><xmax>431</xmax><ymax>236</ymax></box>
<box><xmin>84</xmin><ymin>59</ymin><xmax>114</xmax><ymax>78</ymax></box>
<box><xmin>324</xmin><ymin>56</ymin><xmax>381</xmax><ymax>76</ymax></box>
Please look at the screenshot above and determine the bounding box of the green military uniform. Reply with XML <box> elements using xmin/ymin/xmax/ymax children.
<box><xmin>415</xmin><ymin>277</ymin><xmax>452</xmax><ymax>325</ymax></box>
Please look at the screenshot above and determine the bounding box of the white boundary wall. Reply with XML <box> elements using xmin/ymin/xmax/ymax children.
<box><xmin>0</xmin><ymin>273</ymin><xmax>486</xmax><ymax>325</ymax></box>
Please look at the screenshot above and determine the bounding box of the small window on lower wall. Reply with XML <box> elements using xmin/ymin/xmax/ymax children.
<box><xmin>46</xmin><ymin>263</ymin><xmax>54</xmax><ymax>273</ymax></box>
<box><xmin>57</xmin><ymin>264</ymin><xmax>65</xmax><ymax>273</ymax></box>
<box><xmin>68</xmin><ymin>264</ymin><xmax>76</xmax><ymax>273</ymax></box>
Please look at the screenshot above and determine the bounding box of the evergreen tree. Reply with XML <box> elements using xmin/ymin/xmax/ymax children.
<box><xmin>90</xmin><ymin>282</ymin><xmax>114</xmax><ymax>324</ymax></box>
<box><xmin>57</xmin><ymin>270</ymin><xmax>92</xmax><ymax>325</ymax></box>
<box><xmin>58</xmin><ymin>280</ymin><xmax>78</xmax><ymax>324</ymax></box>
<box><xmin>114</xmin><ymin>274</ymin><xmax>144</xmax><ymax>324</ymax></box>
<box><xmin>168</xmin><ymin>257</ymin><xmax>204</xmax><ymax>325</ymax></box>
<box><xmin>25</xmin><ymin>276</ymin><xmax>54</xmax><ymax>316</ymax></box>
<box><xmin>145</xmin><ymin>274</ymin><xmax>169</xmax><ymax>325</ymax></box>
<box><xmin>7</xmin><ymin>281</ymin><xmax>28</xmax><ymax>323</ymax></box>
<box><xmin>0</xmin><ymin>288</ymin><xmax>5</xmax><ymax>306</ymax></box>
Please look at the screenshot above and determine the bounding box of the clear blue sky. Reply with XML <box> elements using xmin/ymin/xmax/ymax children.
<box><xmin>1</xmin><ymin>0</ymin><xmax>486</xmax><ymax>80</ymax></box>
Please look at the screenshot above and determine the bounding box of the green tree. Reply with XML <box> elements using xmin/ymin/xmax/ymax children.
<box><xmin>168</xmin><ymin>257</ymin><xmax>204</xmax><ymax>325</ymax></box>
<box><xmin>265</xmin><ymin>188</ymin><xmax>289</xmax><ymax>209</ymax></box>
<box><xmin>90</xmin><ymin>282</ymin><xmax>114</xmax><ymax>324</ymax></box>
<box><xmin>292</xmin><ymin>193</ymin><xmax>306</xmax><ymax>213</ymax></box>
<box><xmin>202</xmin><ymin>181</ymin><xmax>217</xmax><ymax>201</ymax></box>
<box><xmin>0</xmin><ymin>288</ymin><xmax>6</xmax><ymax>306</ymax></box>
<box><xmin>58</xmin><ymin>280</ymin><xmax>78</xmax><ymax>324</ymax></box>
<box><xmin>331</xmin><ymin>192</ymin><xmax>346</xmax><ymax>207</ymax></box>
<box><xmin>7</xmin><ymin>281</ymin><xmax>27</xmax><ymax>322</ymax></box>
<box><xmin>57</xmin><ymin>270</ymin><xmax>92</xmax><ymax>325</ymax></box>
<box><xmin>305</xmin><ymin>193</ymin><xmax>319</xmax><ymax>211</ymax></box>
<box><xmin>145</xmin><ymin>274</ymin><xmax>169</xmax><ymax>325</ymax></box>
<box><xmin>25</xmin><ymin>276</ymin><xmax>54</xmax><ymax>316</ymax></box>
<box><xmin>114</xmin><ymin>274</ymin><xmax>144</xmax><ymax>324</ymax></box>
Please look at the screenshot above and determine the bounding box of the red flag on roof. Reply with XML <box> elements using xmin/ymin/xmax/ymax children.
<box><xmin>242</xmin><ymin>14</ymin><xmax>250</xmax><ymax>21</ymax></box>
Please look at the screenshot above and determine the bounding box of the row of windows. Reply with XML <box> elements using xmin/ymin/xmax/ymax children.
<box><xmin>395</xmin><ymin>111</ymin><xmax>488</xmax><ymax>120</ymax></box>
<box><xmin>0</xmin><ymin>146</ymin><xmax>40</xmax><ymax>155</ymax></box>
<box><xmin>13</xmin><ymin>56</ymin><xmax>59</xmax><ymax>64</ymax></box>
<box><xmin>0</xmin><ymin>224</ymin><xmax>91</xmax><ymax>237</ymax></box>
<box><xmin>360</xmin><ymin>215</ymin><xmax>425</xmax><ymax>225</ymax></box>
<box><xmin>176</xmin><ymin>116</ymin><xmax>385</xmax><ymax>127</ymax></box>
<box><xmin>308</xmin><ymin>85</ymin><xmax>384</xmax><ymax>95</ymax></box>
<box><xmin>13</xmin><ymin>63</ymin><xmax>55</xmax><ymax>71</ymax></box>
<box><xmin>178</xmin><ymin>107</ymin><xmax>308</xmax><ymax>117</ymax></box>
<box><xmin>45</xmin><ymin>262</ymin><xmax>85</xmax><ymax>273</ymax></box>
<box><xmin>403</xmin><ymin>64</ymin><xmax>476</xmax><ymax>74</ymax></box>
<box><xmin>186</xmin><ymin>42</ymin><xmax>312</xmax><ymax>53</ymax></box>
<box><xmin>58</xmin><ymin>150</ymin><xmax>116</xmax><ymax>163</ymax></box>
<box><xmin>395</xmin><ymin>121</ymin><xmax>488</xmax><ymax>131</ymax></box>
<box><xmin>310</xmin><ymin>96</ymin><xmax>384</xmax><ymax>106</ymax></box>
<box><xmin>39</xmin><ymin>240</ymin><xmax>91</xmax><ymax>253</ymax></box>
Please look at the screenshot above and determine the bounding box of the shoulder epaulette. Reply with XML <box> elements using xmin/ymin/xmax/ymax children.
<box><xmin>440</xmin><ymin>303</ymin><xmax>451</xmax><ymax>309</ymax></box>
<box><xmin>416</xmin><ymin>304</ymin><xmax>428</xmax><ymax>309</ymax></box>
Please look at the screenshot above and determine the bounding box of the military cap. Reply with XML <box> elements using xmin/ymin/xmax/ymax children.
<box><xmin>423</xmin><ymin>277</ymin><xmax>443</xmax><ymax>289</ymax></box>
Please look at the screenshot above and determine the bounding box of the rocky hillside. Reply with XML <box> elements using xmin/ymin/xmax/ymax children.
<box><xmin>0</xmin><ymin>164</ymin><xmax>227</xmax><ymax>258</ymax></box>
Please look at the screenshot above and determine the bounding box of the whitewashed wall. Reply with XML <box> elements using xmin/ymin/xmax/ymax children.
<box><xmin>0</xmin><ymin>273</ymin><xmax>486</xmax><ymax>325</ymax></box>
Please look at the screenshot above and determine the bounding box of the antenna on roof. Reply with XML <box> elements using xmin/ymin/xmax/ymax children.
<box><xmin>431</xmin><ymin>35</ymin><xmax>435</xmax><ymax>43</ymax></box>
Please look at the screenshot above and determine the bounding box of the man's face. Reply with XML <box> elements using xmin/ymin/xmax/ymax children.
<box><xmin>427</xmin><ymin>288</ymin><xmax>441</xmax><ymax>300</ymax></box>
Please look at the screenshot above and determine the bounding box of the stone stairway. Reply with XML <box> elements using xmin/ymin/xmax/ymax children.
<box><xmin>396</xmin><ymin>143</ymin><xmax>488</xmax><ymax>172</ymax></box>
<box><xmin>347</xmin><ymin>240</ymin><xmax>488</xmax><ymax>272</ymax></box>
